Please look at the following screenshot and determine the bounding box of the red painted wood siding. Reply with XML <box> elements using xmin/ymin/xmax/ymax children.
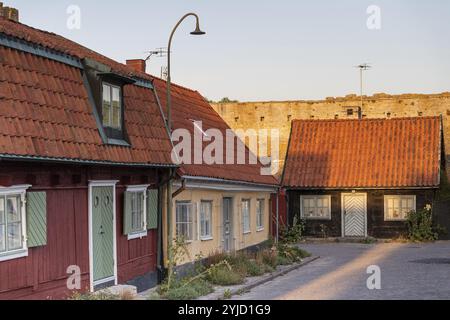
<box><xmin>0</xmin><ymin>162</ymin><xmax>161</xmax><ymax>300</ymax></box>
<box><xmin>271</xmin><ymin>192</ymin><xmax>287</xmax><ymax>239</ymax></box>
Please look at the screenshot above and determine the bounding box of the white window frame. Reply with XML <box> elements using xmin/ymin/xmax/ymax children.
<box><xmin>176</xmin><ymin>202</ymin><xmax>194</xmax><ymax>242</ymax></box>
<box><xmin>0</xmin><ymin>185</ymin><xmax>31</xmax><ymax>262</ymax></box>
<box><xmin>384</xmin><ymin>195</ymin><xmax>417</xmax><ymax>221</ymax></box>
<box><xmin>102</xmin><ymin>82</ymin><xmax>122</xmax><ymax>130</ymax></box>
<box><xmin>300</xmin><ymin>195</ymin><xmax>332</xmax><ymax>220</ymax></box>
<box><xmin>126</xmin><ymin>185</ymin><xmax>149</xmax><ymax>240</ymax></box>
<box><xmin>256</xmin><ymin>199</ymin><xmax>265</xmax><ymax>232</ymax></box>
<box><xmin>200</xmin><ymin>201</ymin><xmax>213</xmax><ymax>241</ymax></box>
<box><xmin>242</xmin><ymin>199</ymin><xmax>251</xmax><ymax>235</ymax></box>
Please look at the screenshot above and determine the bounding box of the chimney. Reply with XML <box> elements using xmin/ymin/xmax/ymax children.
<box><xmin>0</xmin><ymin>3</ymin><xmax>19</xmax><ymax>22</ymax></box>
<box><xmin>126</xmin><ymin>59</ymin><xmax>146</xmax><ymax>73</ymax></box>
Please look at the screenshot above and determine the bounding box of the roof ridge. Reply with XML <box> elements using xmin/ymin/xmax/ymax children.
<box><xmin>292</xmin><ymin>116</ymin><xmax>440</xmax><ymax>123</ymax></box>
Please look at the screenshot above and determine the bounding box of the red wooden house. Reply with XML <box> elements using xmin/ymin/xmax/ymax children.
<box><xmin>0</xmin><ymin>14</ymin><xmax>176</xmax><ymax>299</ymax></box>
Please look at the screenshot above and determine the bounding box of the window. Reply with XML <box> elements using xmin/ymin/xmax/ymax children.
<box><xmin>0</xmin><ymin>186</ymin><xmax>30</xmax><ymax>262</ymax></box>
<box><xmin>242</xmin><ymin>199</ymin><xmax>251</xmax><ymax>234</ymax></box>
<box><xmin>200</xmin><ymin>201</ymin><xmax>213</xmax><ymax>240</ymax></box>
<box><xmin>102</xmin><ymin>83</ymin><xmax>122</xmax><ymax>129</ymax></box>
<box><xmin>256</xmin><ymin>199</ymin><xmax>265</xmax><ymax>231</ymax></box>
<box><xmin>301</xmin><ymin>196</ymin><xmax>331</xmax><ymax>220</ymax></box>
<box><xmin>385</xmin><ymin>195</ymin><xmax>416</xmax><ymax>221</ymax></box>
<box><xmin>125</xmin><ymin>186</ymin><xmax>148</xmax><ymax>240</ymax></box>
<box><xmin>176</xmin><ymin>202</ymin><xmax>193</xmax><ymax>241</ymax></box>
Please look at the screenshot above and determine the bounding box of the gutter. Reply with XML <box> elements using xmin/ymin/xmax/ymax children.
<box><xmin>172</xmin><ymin>178</ymin><xmax>186</xmax><ymax>198</ymax></box>
<box><xmin>0</xmin><ymin>154</ymin><xmax>178</xmax><ymax>169</ymax></box>
<box><xmin>284</xmin><ymin>186</ymin><xmax>441</xmax><ymax>191</ymax></box>
<box><xmin>181</xmin><ymin>175</ymin><xmax>279</xmax><ymax>190</ymax></box>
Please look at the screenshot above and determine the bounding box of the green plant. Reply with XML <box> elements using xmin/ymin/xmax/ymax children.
<box><xmin>280</xmin><ymin>217</ymin><xmax>306</xmax><ymax>244</ymax></box>
<box><xmin>223</xmin><ymin>289</ymin><xmax>233</xmax><ymax>300</ymax></box>
<box><xmin>70</xmin><ymin>292</ymin><xmax>120</xmax><ymax>300</ymax></box>
<box><xmin>160</xmin><ymin>277</ymin><xmax>213</xmax><ymax>301</ymax></box>
<box><xmin>166</xmin><ymin>237</ymin><xmax>191</xmax><ymax>291</ymax></box>
<box><xmin>320</xmin><ymin>224</ymin><xmax>328</xmax><ymax>239</ymax></box>
<box><xmin>206</xmin><ymin>263</ymin><xmax>245</xmax><ymax>286</ymax></box>
<box><xmin>277</xmin><ymin>243</ymin><xmax>310</xmax><ymax>263</ymax></box>
<box><xmin>258</xmin><ymin>248</ymin><xmax>278</xmax><ymax>269</ymax></box>
<box><xmin>406</xmin><ymin>207</ymin><xmax>438</xmax><ymax>242</ymax></box>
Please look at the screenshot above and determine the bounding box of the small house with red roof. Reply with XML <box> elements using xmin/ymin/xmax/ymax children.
<box><xmin>0</xmin><ymin>9</ymin><xmax>176</xmax><ymax>298</ymax></box>
<box><xmin>282</xmin><ymin>117</ymin><xmax>443</xmax><ymax>238</ymax></box>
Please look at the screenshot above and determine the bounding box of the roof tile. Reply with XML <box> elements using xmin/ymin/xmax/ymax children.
<box><xmin>283</xmin><ymin>117</ymin><xmax>441</xmax><ymax>189</ymax></box>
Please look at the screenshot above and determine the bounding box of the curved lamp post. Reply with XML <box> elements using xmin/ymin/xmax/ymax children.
<box><xmin>165</xmin><ymin>14</ymin><xmax>205</xmax><ymax>285</ymax></box>
<box><xmin>166</xmin><ymin>13</ymin><xmax>206</xmax><ymax>132</ymax></box>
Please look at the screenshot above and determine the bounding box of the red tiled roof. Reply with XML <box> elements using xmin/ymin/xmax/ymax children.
<box><xmin>153</xmin><ymin>78</ymin><xmax>279</xmax><ymax>186</ymax></box>
<box><xmin>282</xmin><ymin>117</ymin><xmax>441</xmax><ymax>189</ymax></box>
<box><xmin>0</xmin><ymin>17</ymin><xmax>173</xmax><ymax>166</ymax></box>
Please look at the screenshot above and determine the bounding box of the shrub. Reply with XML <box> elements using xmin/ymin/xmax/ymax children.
<box><xmin>206</xmin><ymin>264</ymin><xmax>245</xmax><ymax>286</ymax></box>
<box><xmin>160</xmin><ymin>278</ymin><xmax>213</xmax><ymax>301</ymax></box>
<box><xmin>277</xmin><ymin>243</ymin><xmax>311</xmax><ymax>263</ymax></box>
<box><xmin>406</xmin><ymin>207</ymin><xmax>438</xmax><ymax>242</ymax></box>
<box><xmin>258</xmin><ymin>248</ymin><xmax>278</xmax><ymax>269</ymax></box>
<box><xmin>280</xmin><ymin>217</ymin><xmax>306</xmax><ymax>244</ymax></box>
<box><xmin>204</xmin><ymin>251</ymin><xmax>231</xmax><ymax>267</ymax></box>
<box><xmin>70</xmin><ymin>292</ymin><xmax>120</xmax><ymax>300</ymax></box>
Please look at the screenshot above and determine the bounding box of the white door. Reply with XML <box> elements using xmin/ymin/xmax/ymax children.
<box><xmin>342</xmin><ymin>193</ymin><xmax>367</xmax><ymax>237</ymax></box>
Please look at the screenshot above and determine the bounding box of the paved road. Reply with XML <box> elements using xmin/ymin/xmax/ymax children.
<box><xmin>235</xmin><ymin>242</ymin><xmax>450</xmax><ymax>300</ymax></box>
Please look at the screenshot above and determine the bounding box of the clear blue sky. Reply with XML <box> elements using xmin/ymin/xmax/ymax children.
<box><xmin>8</xmin><ymin>0</ymin><xmax>450</xmax><ymax>101</ymax></box>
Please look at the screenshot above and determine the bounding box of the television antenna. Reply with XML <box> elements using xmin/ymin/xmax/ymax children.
<box><xmin>354</xmin><ymin>63</ymin><xmax>372</xmax><ymax>116</ymax></box>
<box><xmin>144</xmin><ymin>48</ymin><xmax>170</xmax><ymax>80</ymax></box>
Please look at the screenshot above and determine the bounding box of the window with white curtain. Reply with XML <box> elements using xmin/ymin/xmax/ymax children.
<box><xmin>300</xmin><ymin>196</ymin><xmax>331</xmax><ymax>220</ymax></box>
<box><xmin>242</xmin><ymin>199</ymin><xmax>251</xmax><ymax>234</ymax></box>
<box><xmin>176</xmin><ymin>202</ymin><xmax>193</xmax><ymax>241</ymax></box>
<box><xmin>200</xmin><ymin>201</ymin><xmax>213</xmax><ymax>240</ymax></box>
<box><xmin>102</xmin><ymin>83</ymin><xmax>122</xmax><ymax>129</ymax></box>
<box><xmin>0</xmin><ymin>187</ymin><xmax>29</xmax><ymax>261</ymax></box>
<box><xmin>384</xmin><ymin>195</ymin><xmax>416</xmax><ymax>221</ymax></box>
<box><xmin>256</xmin><ymin>199</ymin><xmax>265</xmax><ymax>231</ymax></box>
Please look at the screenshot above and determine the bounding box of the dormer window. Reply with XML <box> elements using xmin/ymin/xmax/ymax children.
<box><xmin>102</xmin><ymin>83</ymin><xmax>122</xmax><ymax>130</ymax></box>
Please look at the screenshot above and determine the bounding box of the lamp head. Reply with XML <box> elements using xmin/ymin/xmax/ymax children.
<box><xmin>191</xmin><ymin>21</ymin><xmax>206</xmax><ymax>35</ymax></box>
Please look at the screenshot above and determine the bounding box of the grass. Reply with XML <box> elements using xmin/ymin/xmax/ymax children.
<box><xmin>159</xmin><ymin>278</ymin><xmax>214</xmax><ymax>301</ymax></box>
<box><xmin>155</xmin><ymin>244</ymin><xmax>311</xmax><ymax>300</ymax></box>
<box><xmin>70</xmin><ymin>292</ymin><xmax>121</xmax><ymax>300</ymax></box>
<box><xmin>206</xmin><ymin>264</ymin><xmax>245</xmax><ymax>286</ymax></box>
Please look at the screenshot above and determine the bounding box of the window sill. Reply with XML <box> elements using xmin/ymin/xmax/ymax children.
<box><xmin>127</xmin><ymin>231</ymin><xmax>148</xmax><ymax>241</ymax></box>
<box><xmin>256</xmin><ymin>228</ymin><xmax>265</xmax><ymax>233</ymax></box>
<box><xmin>0</xmin><ymin>249</ymin><xmax>28</xmax><ymax>262</ymax></box>
<box><xmin>243</xmin><ymin>231</ymin><xmax>252</xmax><ymax>235</ymax></box>
<box><xmin>200</xmin><ymin>237</ymin><xmax>214</xmax><ymax>242</ymax></box>
<box><xmin>302</xmin><ymin>217</ymin><xmax>332</xmax><ymax>221</ymax></box>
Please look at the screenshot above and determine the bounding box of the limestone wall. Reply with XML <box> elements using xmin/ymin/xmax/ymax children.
<box><xmin>212</xmin><ymin>92</ymin><xmax>450</xmax><ymax>177</ymax></box>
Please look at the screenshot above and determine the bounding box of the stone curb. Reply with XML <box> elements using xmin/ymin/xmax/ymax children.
<box><xmin>203</xmin><ymin>256</ymin><xmax>320</xmax><ymax>300</ymax></box>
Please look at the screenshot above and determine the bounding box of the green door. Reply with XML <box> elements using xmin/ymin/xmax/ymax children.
<box><xmin>92</xmin><ymin>186</ymin><xmax>115</xmax><ymax>284</ymax></box>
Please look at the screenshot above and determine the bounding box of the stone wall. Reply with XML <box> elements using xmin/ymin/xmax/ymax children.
<box><xmin>212</xmin><ymin>92</ymin><xmax>450</xmax><ymax>177</ymax></box>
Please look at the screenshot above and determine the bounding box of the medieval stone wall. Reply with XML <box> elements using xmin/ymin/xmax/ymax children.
<box><xmin>212</xmin><ymin>92</ymin><xmax>450</xmax><ymax>177</ymax></box>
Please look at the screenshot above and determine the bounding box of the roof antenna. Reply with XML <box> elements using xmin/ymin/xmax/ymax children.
<box><xmin>355</xmin><ymin>63</ymin><xmax>372</xmax><ymax>120</ymax></box>
<box><xmin>144</xmin><ymin>48</ymin><xmax>170</xmax><ymax>80</ymax></box>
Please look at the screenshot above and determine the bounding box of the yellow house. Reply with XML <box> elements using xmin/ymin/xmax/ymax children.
<box><xmin>153</xmin><ymin>78</ymin><xmax>279</xmax><ymax>266</ymax></box>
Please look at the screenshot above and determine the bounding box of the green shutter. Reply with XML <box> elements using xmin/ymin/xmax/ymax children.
<box><xmin>27</xmin><ymin>192</ymin><xmax>47</xmax><ymax>248</ymax></box>
<box><xmin>147</xmin><ymin>189</ymin><xmax>158</xmax><ymax>230</ymax></box>
<box><xmin>123</xmin><ymin>192</ymin><xmax>133</xmax><ymax>235</ymax></box>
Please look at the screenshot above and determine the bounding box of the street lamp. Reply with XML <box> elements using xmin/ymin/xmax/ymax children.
<box><xmin>165</xmin><ymin>13</ymin><xmax>205</xmax><ymax>285</ymax></box>
<box><xmin>166</xmin><ymin>13</ymin><xmax>206</xmax><ymax>133</ymax></box>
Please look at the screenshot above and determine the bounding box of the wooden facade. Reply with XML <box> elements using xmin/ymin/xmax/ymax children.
<box><xmin>0</xmin><ymin>161</ymin><xmax>162</xmax><ymax>300</ymax></box>
<box><xmin>287</xmin><ymin>189</ymin><xmax>437</xmax><ymax>239</ymax></box>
